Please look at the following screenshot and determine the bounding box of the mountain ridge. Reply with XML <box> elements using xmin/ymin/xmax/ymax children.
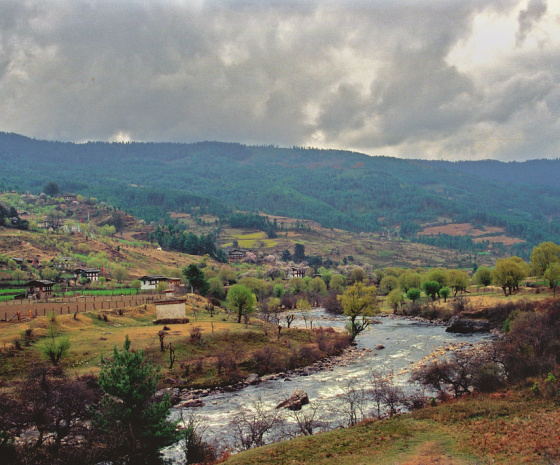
<box><xmin>2</xmin><ymin>132</ymin><xmax>560</xmax><ymax>258</ymax></box>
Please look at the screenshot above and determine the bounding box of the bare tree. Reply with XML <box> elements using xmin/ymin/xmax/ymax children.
<box><xmin>369</xmin><ymin>369</ymin><xmax>408</xmax><ymax>418</ymax></box>
<box><xmin>283</xmin><ymin>403</ymin><xmax>328</xmax><ymax>438</ymax></box>
<box><xmin>229</xmin><ymin>397</ymin><xmax>284</xmax><ymax>450</ymax></box>
<box><xmin>180</xmin><ymin>410</ymin><xmax>217</xmax><ymax>464</ymax></box>
<box><xmin>336</xmin><ymin>378</ymin><xmax>368</xmax><ymax>427</ymax></box>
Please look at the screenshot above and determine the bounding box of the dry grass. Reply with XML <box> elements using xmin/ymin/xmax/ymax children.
<box><xmin>226</xmin><ymin>392</ymin><xmax>560</xmax><ymax>465</ymax></box>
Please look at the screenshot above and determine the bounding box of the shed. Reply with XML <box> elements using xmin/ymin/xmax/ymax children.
<box><xmin>154</xmin><ymin>299</ymin><xmax>187</xmax><ymax>323</ymax></box>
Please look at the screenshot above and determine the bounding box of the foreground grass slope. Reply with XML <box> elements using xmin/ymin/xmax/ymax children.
<box><xmin>226</xmin><ymin>393</ymin><xmax>560</xmax><ymax>464</ymax></box>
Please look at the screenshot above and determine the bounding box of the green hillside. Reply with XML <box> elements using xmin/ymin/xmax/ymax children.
<box><xmin>2</xmin><ymin>132</ymin><xmax>560</xmax><ymax>258</ymax></box>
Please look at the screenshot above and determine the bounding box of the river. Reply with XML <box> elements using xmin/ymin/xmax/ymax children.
<box><xmin>163</xmin><ymin>309</ymin><xmax>492</xmax><ymax>462</ymax></box>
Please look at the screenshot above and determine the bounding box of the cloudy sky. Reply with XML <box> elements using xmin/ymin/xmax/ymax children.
<box><xmin>1</xmin><ymin>0</ymin><xmax>559</xmax><ymax>160</ymax></box>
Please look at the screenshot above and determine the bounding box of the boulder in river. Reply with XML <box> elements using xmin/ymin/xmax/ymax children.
<box><xmin>446</xmin><ymin>316</ymin><xmax>491</xmax><ymax>333</ymax></box>
<box><xmin>375</xmin><ymin>344</ymin><xmax>385</xmax><ymax>350</ymax></box>
<box><xmin>245</xmin><ymin>373</ymin><xmax>260</xmax><ymax>385</ymax></box>
<box><xmin>275</xmin><ymin>389</ymin><xmax>310</xmax><ymax>411</ymax></box>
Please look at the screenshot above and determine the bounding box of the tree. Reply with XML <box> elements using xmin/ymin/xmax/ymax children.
<box><xmin>130</xmin><ymin>279</ymin><xmax>142</xmax><ymax>291</ymax></box>
<box><xmin>492</xmin><ymin>256</ymin><xmax>528</xmax><ymax>296</ymax></box>
<box><xmin>40</xmin><ymin>320</ymin><xmax>70</xmax><ymax>367</ymax></box>
<box><xmin>208</xmin><ymin>277</ymin><xmax>226</xmax><ymax>299</ymax></box>
<box><xmin>93</xmin><ymin>336</ymin><xmax>179</xmax><ymax>464</ymax></box>
<box><xmin>530</xmin><ymin>241</ymin><xmax>560</xmax><ymax>278</ymax></box>
<box><xmin>288</xmin><ymin>277</ymin><xmax>306</xmax><ymax>295</ymax></box>
<box><xmin>296</xmin><ymin>297</ymin><xmax>312</xmax><ymax>328</ymax></box>
<box><xmin>12</xmin><ymin>269</ymin><xmax>26</xmax><ymax>283</ymax></box>
<box><xmin>227</xmin><ymin>284</ymin><xmax>257</xmax><ymax>323</ymax></box>
<box><xmin>273</xmin><ymin>283</ymin><xmax>285</xmax><ymax>298</ymax></box>
<box><xmin>447</xmin><ymin>269</ymin><xmax>470</xmax><ymax>297</ymax></box>
<box><xmin>338</xmin><ymin>282</ymin><xmax>379</xmax><ymax>341</ymax></box>
<box><xmin>473</xmin><ymin>266</ymin><xmax>492</xmax><ymax>290</ymax></box>
<box><xmin>387</xmin><ymin>289</ymin><xmax>404</xmax><ymax>311</ymax></box>
<box><xmin>423</xmin><ymin>280</ymin><xmax>440</xmax><ymax>301</ymax></box>
<box><xmin>294</xmin><ymin>243</ymin><xmax>305</xmax><ymax>262</ymax></box>
<box><xmin>380</xmin><ymin>275</ymin><xmax>399</xmax><ymax>295</ymax></box>
<box><xmin>281</xmin><ymin>250</ymin><xmax>292</xmax><ymax>262</ymax></box>
<box><xmin>398</xmin><ymin>271</ymin><xmax>422</xmax><ymax>293</ymax></box>
<box><xmin>113</xmin><ymin>265</ymin><xmax>128</xmax><ymax>284</ymax></box>
<box><xmin>329</xmin><ymin>274</ymin><xmax>346</xmax><ymax>291</ymax></box>
<box><xmin>308</xmin><ymin>276</ymin><xmax>327</xmax><ymax>295</ymax></box>
<box><xmin>156</xmin><ymin>281</ymin><xmax>168</xmax><ymax>294</ymax></box>
<box><xmin>544</xmin><ymin>262</ymin><xmax>560</xmax><ymax>297</ymax></box>
<box><xmin>439</xmin><ymin>286</ymin><xmax>450</xmax><ymax>302</ymax></box>
<box><xmin>426</xmin><ymin>268</ymin><xmax>448</xmax><ymax>288</ymax></box>
<box><xmin>215</xmin><ymin>248</ymin><xmax>228</xmax><ymax>263</ymax></box>
<box><xmin>348</xmin><ymin>267</ymin><xmax>366</xmax><ymax>284</ymax></box>
<box><xmin>43</xmin><ymin>181</ymin><xmax>61</xmax><ymax>197</ymax></box>
<box><xmin>406</xmin><ymin>288</ymin><xmax>421</xmax><ymax>303</ymax></box>
<box><xmin>182</xmin><ymin>264</ymin><xmax>209</xmax><ymax>295</ymax></box>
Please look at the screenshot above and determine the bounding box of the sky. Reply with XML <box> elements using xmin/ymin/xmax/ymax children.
<box><xmin>1</xmin><ymin>0</ymin><xmax>559</xmax><ymax>161</ymax></box>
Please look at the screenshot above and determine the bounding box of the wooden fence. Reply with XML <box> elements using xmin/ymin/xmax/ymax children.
<box><xmin>0</xmin><ymin>295</ymin><xmax>158</xmax><ymax>322</ymax></box>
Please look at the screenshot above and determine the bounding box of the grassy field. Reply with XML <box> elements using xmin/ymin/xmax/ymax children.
<box><xmin>0</xmin><ymin>297</ymin><xmax>349</xmax><ymax>390</ymax></box>
<box><xmin>226</xmin><ymin>392</ymin><xmax>560</xmax><ymax>464</ymax></box>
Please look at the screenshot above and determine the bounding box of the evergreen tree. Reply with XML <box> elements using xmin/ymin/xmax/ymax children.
<box><xmin>93</xmin><ymin>336</ymin><xmax>179</xmax><ymax>464</ymax></box>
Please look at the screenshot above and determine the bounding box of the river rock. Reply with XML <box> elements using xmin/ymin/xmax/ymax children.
<box><xmin>446</xmin><ymin>316</ymin><xmax>491</xmax><ymax>333</ymax></box>
<box><xmin>154</xmin><ymin>387</ymin><xmax>181</xmax><ymax>404</ymax></box>
<box><xmin>275</xmin><ymin>389</ymin><xmax>309</xmax><ymax>411</ymax></box>
<box><xmin>245</xmin><ymin>373</ymin><xmax>260</xmax><ymax>385</ymax></box>
<box><xmin>176</xmin><ymin>398</ymin><xmax>205</xmax><ymax>408</ymax></box>
<box><xmin>375</xmin><ymin>344</ymin><xmax>385</xmax><ymax>350</ymax></box>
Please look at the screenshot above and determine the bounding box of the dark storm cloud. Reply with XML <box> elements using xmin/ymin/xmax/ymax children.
<box><xmin>0</xmin><ymin>0</ymin><xmax>558</xmax><ymax>160</ymax></box>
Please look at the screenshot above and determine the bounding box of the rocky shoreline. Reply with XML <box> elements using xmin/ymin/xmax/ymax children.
<box><xmin>158</xmin><ymin>342</ymin><xmax>377</xmax><ymax>408</ymax></box>
<box><xmin>159</xmin><ymin>314</ymin><xmax>497</xmax><ymax>408</ymax></box>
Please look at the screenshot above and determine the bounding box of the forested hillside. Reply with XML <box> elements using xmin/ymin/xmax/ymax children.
<box><xmin>2</xmin><ymin>132</ymin><xmax>560</xmax><ymax>258</ymax></box>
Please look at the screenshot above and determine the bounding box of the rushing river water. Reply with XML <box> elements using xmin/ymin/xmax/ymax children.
<box><xmin>164</xmin><ymin>310</ymin><xmax>492</xmax><ymax>462</ymax></box>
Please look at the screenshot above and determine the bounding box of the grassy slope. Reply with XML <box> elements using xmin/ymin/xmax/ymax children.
<box><xmin>0</xmin><ymin>297</ymin><xmax>349</xmax><ymax>390</ymax></box>
<box><xmin>226</xmin><ymin>393</ymin><xmax>560</xmax><ymax>465</ymax></box>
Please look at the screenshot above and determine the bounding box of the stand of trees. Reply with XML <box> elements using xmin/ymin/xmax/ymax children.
<box><xmin>149</xmin><ymin>225</ymin><xmax>227</xmax><ymax>262</ymax></box>
<box><xmin>0</xmin><ymin>204</ymin><xmax>29</xmax><ymax>230</ymax></box>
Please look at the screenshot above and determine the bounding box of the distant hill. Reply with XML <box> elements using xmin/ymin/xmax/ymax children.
<box><xmin>2</xmin><ymin>132</ymin><xmax>560</xmax><ymax>258</ymax></box>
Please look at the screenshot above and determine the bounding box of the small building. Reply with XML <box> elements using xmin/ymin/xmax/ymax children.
<box><xmin>167</xmin><ymin>277</ymin><xmax>181</xmax><ymax>289</ymax></box>
<box><xmin>286</xmin><ymin>266</ymin><xmax>306</xmax><ymax>279</ymax></box>
<box><xmin>228</xmin><ymin>249</ymin><xmax>247</xmax><ymax>260</ymax></box>
<box><xmin>75</xmin><ymin>268</ymin><xmax>100</xmax><ymax>282</ymax></box>
<box><xmin>63</xmin><ymin>193</ymin><xmax>77</xmax><ymax>202</ymax></box>
<box><xmin>154</xmin><ymin>299</ymin><xmax>187</xmax><ymax>323</ymax></box>
<box><xmin>140</xmin><ymin>275</ymin><xmax>169</xmax><ymax>290</ymax></box>
<box><xmin>26</xmin><ymin>280</ymin><xmax>55</xmax><ymax>299</ymax></box>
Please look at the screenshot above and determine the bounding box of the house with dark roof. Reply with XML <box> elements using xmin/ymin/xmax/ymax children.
<box><xmin>140</xmin><ymin>275</ymin><xmax>169</xmax><ymax>290</ymax></box>
<box><xmin>74</xmin><ymin>268</ymin><xmax>101</xmax><ymax>282</ymax></box>
<box><xmin>26</xmin><ymin>280</ymin><xmax>55</xmax><ymax>298</ymax></box>
<box><xmin>228</xmin><ymin>249</ymin><xmax>247</xmax><ymax>260</ymax></box>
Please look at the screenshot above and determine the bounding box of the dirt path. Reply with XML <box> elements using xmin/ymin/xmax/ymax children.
<box><xmin>399</xmin><ymin>441</ymin><xmax>467</xmax><ymax>465</ymax></box>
